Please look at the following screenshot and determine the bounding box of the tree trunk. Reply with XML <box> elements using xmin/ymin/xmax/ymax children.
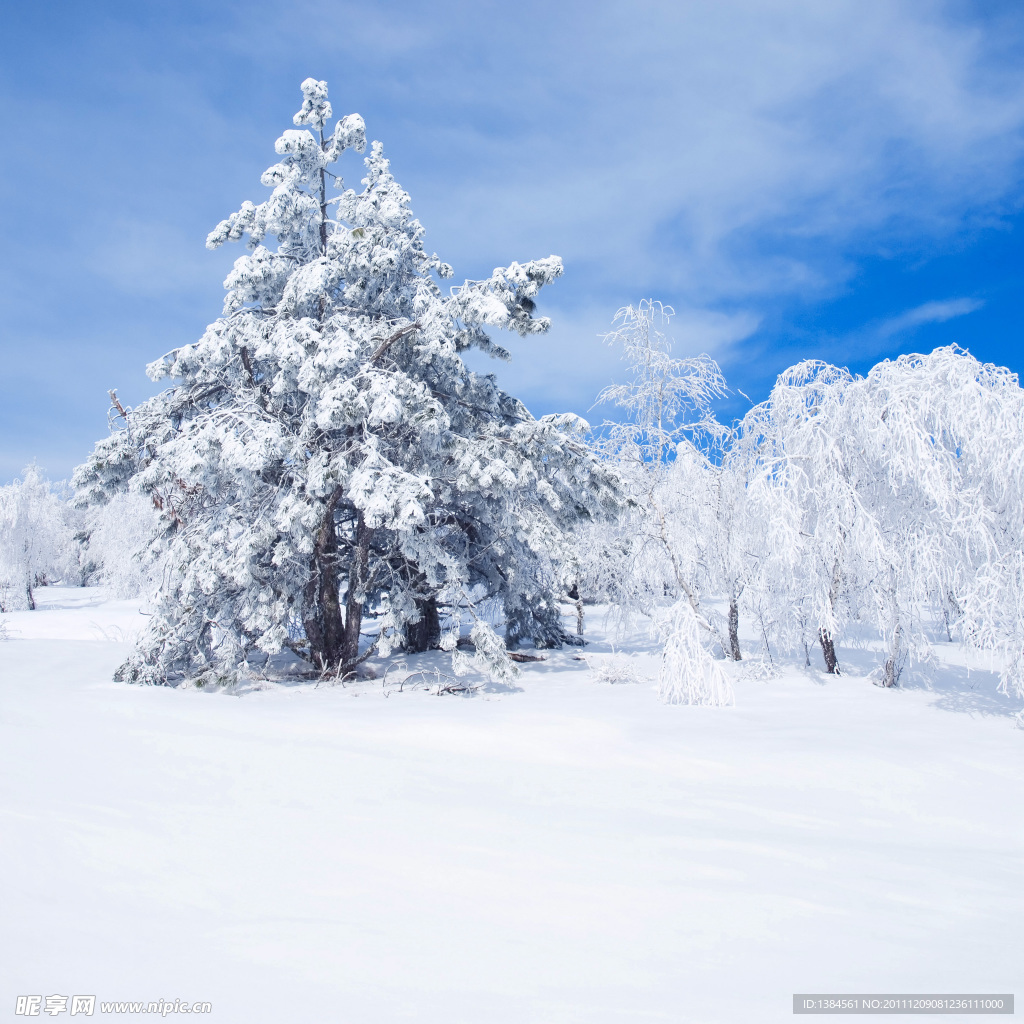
<box><xmin>304</xmin><ymin>490</ymin><xmax>345</xmax><ymax>669</ymax></box>
<box><xmin>881</xmin><ymin>622</ymin><xmax>903</xmax><ymax>688</ymax></box>
<box><xmin>818</xmin><ymin>627</ymin><xmax>839</xmax><ymax>674</ymax></box>
<box><xmin>25</xmin><ymin>583</ymin><xmax>35</xmax><ymax>611</ymax></box>
<box><xmin>341</xmin><ymin>512</ymin><xmax>372</xmax><ymax>670</ymax></box>
<box><xmin>727</xmin><ymin>596</ymin><xmax>741</xmax><ymax>661</ymax></box>
<box><xmin>881</xmin><ymin>657</ymin><xmax>899</xmax><ymax>688</ymax></box>
<box><xmin>406</xmin><ymin>595</ymin><xmax>441</xmax><ymax>653</ymax></box>
<box><xmin>568</xmin><ymin>580</ymin><xmax>584</xmax><ymax>637</ymax></box>
<box><xmin>942</xmin><ymin>591</ymin><xmax>961</xmax><ymax>642</ymax></box>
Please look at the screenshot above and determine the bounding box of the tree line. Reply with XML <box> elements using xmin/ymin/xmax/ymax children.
<box><xmin>3</xmin><ymin>80</ymin><xmax>1022</xmax><ymax>703</ymax></box>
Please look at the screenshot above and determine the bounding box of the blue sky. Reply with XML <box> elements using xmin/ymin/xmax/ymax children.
<box><xmin>2</xmin><ymin>0</ymin><xmax>1024</xmax><ymax>480</ymax></box>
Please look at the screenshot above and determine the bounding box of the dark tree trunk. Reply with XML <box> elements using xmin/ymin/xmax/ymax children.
<box><xmin>818</xmin><ymin>557</ymin><xmax>843</xmax><ymax>675</ymax></box>
<box><xmin>406</xmin><ymin>595</ymin><xmax>441</xmax><ymax>653</ymax></box>
<box><xmin>25</xmin><ymin>583</ymin><xmax>35</xmax><ymax>611</ymax></box>
<box><xmin>819</xmin><ymin>627</ymin><xmax>840</xmax><ymax>675</ymax></box>
<box><xmin>304</xmin><ymin>490</ymin><xmax>345</xmax><ymax>669</ymax></box>
<box><xmin>728</xmin><ymin>597</ymin><xmax>742</xmax><ymax>661</ymax></box>
<box><xmin>567</xmin><ymin>580</ymin><xmax>584</xmax><ymax>637</ymax></box>
<box><xmin>341</xmin><ymin>512</ymin><xmax>372</xmax><ymax>670</ymax></box>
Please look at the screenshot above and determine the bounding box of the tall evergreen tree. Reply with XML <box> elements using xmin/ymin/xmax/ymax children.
<box><xmin>75</xmin><ymin>79</ymin><xmax>620</xmax><ymax>685</ymax></box>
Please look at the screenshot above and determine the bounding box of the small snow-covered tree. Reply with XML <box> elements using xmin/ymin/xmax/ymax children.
<box><xmin>725</xmin><ymin>410</ymin><xmax>807</xmax><ymax>666</ymax></box>
<box><xmin>711</xmin><ymin>415</ymin><xmax>797</xmax><ymax>664</ymax></box>
<box><xmin>0</xmin><ymin>465</ymin><xmax>77</xmax><ymax>610</ymax></box>
<box><xmin>82</xmin><ymin>490</ymin><xmax>165</xmax><ymax>599</ymax></box>
<box><xmin>588</xmin><ymin>300</ymin><xmax>732</xmax><ymax>703</ymax></box>
<box><xmin>75</xmin><ymin>79</ymin><xmax>620</xmax><ymax>685</ymax></box>
<box><xmin>658</xmin><ymin>601</ymin><xmax>734</xmax><ymax>706</ymax></box>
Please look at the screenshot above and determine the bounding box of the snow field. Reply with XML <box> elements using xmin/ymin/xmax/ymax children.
<box><xmin>1</xmin><ymin>588</ymin><xmax>1022</xmax><ymax>1023</ymax></box>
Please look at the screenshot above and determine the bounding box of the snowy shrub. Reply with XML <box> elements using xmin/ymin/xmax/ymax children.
<box><xmin>658</xmin><ymin>602</ymin><xmax>734</xmax><ymax>706</ymax></box>
<box><xmin>739</xmin><ymin>657</ymin><xmax>780</xmax><ymax>682</ymax></box>
<box><xmin>451</xmin><ymin>621</ymin><xmax>520</xmax><ymax>687</ymax></box>
<box><xmin>75</xmin><ymin>79</ymin><xmax>622</xmax><ymax>686</ymax></box>
<box><xmin>583</xmin><ymin>650</ymin><xmax>648</xmax><ymax>685</ymax></box>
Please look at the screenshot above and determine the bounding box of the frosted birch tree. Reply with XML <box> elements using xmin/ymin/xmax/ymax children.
<box><xmin>0</xmin><ymin>465</ymin><xmax>78</xmax><ymax>610</ymax></box>
<box><xmin>591</xmin><ymin>300</ymin><xmax>733</xmax><ymax>703</ymax></box>
<box><xmin>81</xmin><ymin>490</ymin><xmax>166</xmax><ymax>599</ymax></box>
<box><xmin>740</xmin><ymin>346</ymin><xmax>1024</xmax><ymax>692</ymax></box>
<box><xmin>857</xmin><ymin>347</ymin><xmax>1024</xmax><ymax>693</ymax></box>
<box><xmin>739</xmin><ymin>361</ymin><xmax>859</xmax><ymax>674</ymax></box>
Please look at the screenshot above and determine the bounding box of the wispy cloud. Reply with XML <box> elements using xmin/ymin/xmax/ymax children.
<box><xmin>878</xmin><ymin>298</ymin><xmax>985</xmax><ymax>338</ymax></box>
<box><xmin>813</xmin><ymin>296</ymin><xmax>988</xmax><ymax>368</ymax></box>
<box><xmin>271</xmin><ymin>0</ymin><xmax>1024</xmax><ymax>309</ymax></box>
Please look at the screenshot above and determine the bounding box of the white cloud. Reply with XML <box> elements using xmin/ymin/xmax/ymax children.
<box><xmin>669</xmin><ymin>308</ymin><xmax>763</xmax><ymax>357</ymax></box>
<box><xmin>250</xmin><ymin>0</ymin><xmax>1024</xmax><ymax>399</ymax></box>
<box><xmin>263</xmin><ymin>0</ymin><xmax>1024</xmax><ymax>309</ymax></box>
<box><xmin>878</xmin><ymin>297</ymin><xmax>985</xmax><ymax>337</ymax></box>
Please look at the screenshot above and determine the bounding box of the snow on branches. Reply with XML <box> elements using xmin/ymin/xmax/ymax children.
<box><xmin>69</xmin><ymin>82</ymin><xmax>1024</xmax><ymax>706</ymax></box>
<box><xmin>0</xmin><ymin>466</ymin><xmax>79</xmax><ymax>610</ymax></box>
<box><xmin>582</xmin><ymin>300</ymin><xmax>736</xmax><ymax>704</ymax></box>
<box><xmin>581</xmin><ymin>299</ymin><xmax>1024</xmax><ymax>702</ymax></box>
<box><xmin>75</xmin><ymin>80</ymin><xmax>621</xmax><ymax>687</ymax></box>
<box><xmin>737</xmin><ymin>346</ymin><xmax>1024</xmax><ymax>693</ymax></box>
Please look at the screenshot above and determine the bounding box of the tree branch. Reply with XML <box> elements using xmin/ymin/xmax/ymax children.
<box><xmin>108</xmin><ymin>390</ymin><xmax>129</xmax><ymax>421</ymax></box>
<box><xmin>239</xmin><ymin>347</ymin><xmax>266</xmax><ymax>409</ymax></box>
<box><xmin>369</xmin><ymin>321</ymin><xmax>421</xmax><ymax>364</ymax></box>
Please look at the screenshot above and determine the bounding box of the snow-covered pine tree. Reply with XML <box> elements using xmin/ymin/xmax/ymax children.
<box><xmin>75</xmin><ymin>79</ymin><xmax>620</xmax><ymax>685</ymax></box>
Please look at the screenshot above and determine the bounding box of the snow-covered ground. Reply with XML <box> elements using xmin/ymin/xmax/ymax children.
<box><xmin>2</xmin><ymin>587</ymin><xmax>1022</xmax><ymax>1023</ymax></box>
